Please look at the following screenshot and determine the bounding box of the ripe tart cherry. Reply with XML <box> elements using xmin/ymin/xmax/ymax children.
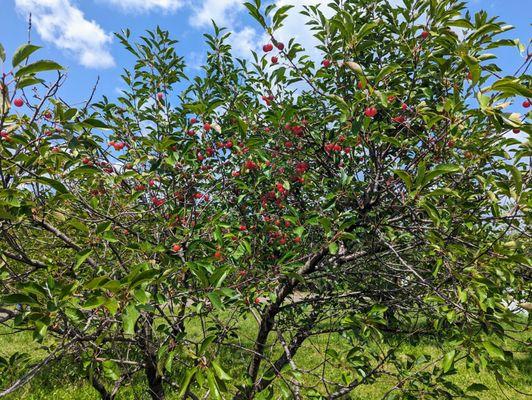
<box><xmin>364</xmin><ymin>107</ymin><xmax>378</xmax><ymax>118</ymax></box>
<box><xmin>172</xmin><ymin>244</ymin><xmax>181</xmax><ymax>252</ymax></box>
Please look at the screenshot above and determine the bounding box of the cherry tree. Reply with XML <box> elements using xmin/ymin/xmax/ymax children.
<box><xmin>0</xmin><ymin>0</ymin><xmax>530</xmax><ymax>399</ymax></box>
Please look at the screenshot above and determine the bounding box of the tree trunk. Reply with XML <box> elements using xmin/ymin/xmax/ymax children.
<box><xmin>145</xmin><ymin>359</ymin><xmax>165</xmax><ymax>400</ymax></box>
<box><xmin>90</xmin><ymin>375</ymin><xmax>113</xmax><ymax>400</ymax></box>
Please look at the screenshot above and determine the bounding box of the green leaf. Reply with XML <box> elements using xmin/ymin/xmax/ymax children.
<box><xmin>207</xmin><ymin>292</ymin><xmax>224</xmax><ymax>310</ymax></box>
<box><xmin>0</xmin><ymin>43</ymin><xmax>5</xmax><ymax>63</ymax></box>
<box><xmin>102</xmin><ymin>231</ymin><xmax>119</xmax><ymax>243</ymax></box>
<box><xmin>272</xmin><ymin>5</ymin><xmax>294</xmax><ymax>29</ymax></box>
<box><xmin>483</xmin><ymin>341</ymin><xmax>505</xmax><ymax>360</ymax></box>
<box><xmin>345</xmin><ymin>61</ymin><xmax>366</xmax><ymax>86</ymax></box>
<box><xmin>506</xmin><ymin>165</ymin><xmax>522</xmax><ymax>196</ymax></box>
<box><xmin>102</xmin><ymin>360</ymin><xmax>120</xmax><ymax>381</ymax></box>
<box><xmin>1</xmin><ymin>293</ymin><xmax>38</xmax><ymax>306</ymax></box>
<box><xmin>448</xmin><ymin>19</ymin><xmax>474</xmax><ymax>29</ymax></box>
<box><xmin>442</xmin><ymin>350</ymin><xmax>456</xmax><ymax>373</ymax></box>
<box><xmin>394</xmin><ymin>169</ymin><xmax>412</xmax><ymax>191</ymax></box>
<box><xmin>15</xmin><ymin>60</ymin><xmax>64</xmax><ymax>77</ymax></box>
<box><xmin>375</xmin><ymin>64</ymin><xmax>399</xmax><ymax>84</ymax></box>
<box><xmin>12</xmin><ymin>44</ymin><xmax>41</xmax><ymax>67</ymax></box>
<box><xmin>489</xmin><ymin>78</ymin><xmax>532</xmax><ymax>98</ymax></box>
<box><xmin>462</xmin><ymin>55</ymin><xmax>480</xmax><ymax>84</ymax></box>
<box><xmin>328</xmin><ymin>242</ymin><xmax>339</xmax><ymax>255</ymax></box>
<box><xmin>122</xmin><ymin>304</ymin><xmax>140</xmax><ymax>335</ymax></box>
<box><xmin>75</xmin><ymin>249</ymin><xmax>93</xmax><ymax>269</ymax></box>
<box><xmin>84</xmin><ymin>276</ymin><xmax>110</xmax><ymax>290</ymax></box>
<box><xmin>129</xmin><ymin>269</ymin><xmax>159</xmax><ymax>289</ymax></box>
<box><xmin>81</xmin><ymin>118</ymin><xmax>109</xmax><ymax>129</ymax></box>
<box><xmin>81</xmin><ymin>296</ymin><xmax>106</xmax><ymax>310</ymax></box>
<box><xmin>423</xmin><ymin>164</ymin><xmax>461</xmax><ymax>185</ymax></box>
<box><xmin>467</xmin><ymin>383</ymin><xmax>489</xmax><ymax>392</ymax></box>
<box><xmin>211</xmin><ymin>360</ymin><xmax>232</xmax><ymax>381</ymax></box>
<box><xmin>33</xmin><ymin>176</ymin><xmax>69</xmax><ymax>194</ymax></box>
<box><xmin>178</xmin><ymin>368</ymin><xmax>197</xmax><ymax>398</ymax></box>
<box><xmin>16</xmin><ymin>76</ymin><xmax>44</xmax><ymax>90</ymax></box>
<box><xmin>206</xmin><ymin>370</ymin><xmax>221</xmax><ymax>400</ymax></box>
<box><xmin>96</xmin><ymin>221</ymin><xmax>112</xmax><ymax>234</ymax></box>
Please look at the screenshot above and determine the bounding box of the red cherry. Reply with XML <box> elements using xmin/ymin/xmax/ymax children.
<box><xmin>13</xmin><ymin>98</ymin><xmax>24</xmax><ymax>107</ymax></box>
<box><xmin>364</xmin><ymin>107</ymin><xmax>378</xmax><ymax>118</ymax></box>
<box><xmin>271</xmin><ymin>56</ymin><xmax>278</xmax><ymax>64</ymax></box>
<box><xmin>190</xmin><ymin>117</ymin><xmax>198</xmax><ymax>124</ymax></box>
<box><xmin>392</xmin><ymin>116</ymin><xmax>406</xmax><ymax>123</ymax></box>
<box><xmin>513</xmin><ymin>128</ymin><xmax>521</xmax><ymax>133</ymax></box>
<box><xmin>421</xmin><ymin>30</ymin><xmax>429</xmax><ymax>39</ymax></box>
<box><xmin>82</xmin><ymin>157</ymin><xmax>91</xmax><ymax>165</ymax></box>
<box><xmin>204</xmin><ymin>123</ymin><xmax>211</xmax><ymax>132</ymax></box>
<box><xmin>254</xmin><ymin>297</ymin><xmax>261</xmax><ymax>304</ymax></box>
<box><xmin>321</xmin><ymin>59</ymin><xmax>331</xmax><ymax>68</ymax></box>
<box><xmin>225</xmin><ymin>140</ymin><xmax>233</xmax><ymax>148</ymax></box>
<box><xmin>263</xmin><ymin>43</ymin><xmax>274</xmax><ymax>52</ymax></box>
<box><xmin>387</xmin><ymin>95</ymin><xmax>396</xmax><ymax>103</ymax></box>
<box><xmin>187</xmin><ymin>129</ymin><xmax>196</xmax><ymax>137</ymax></box>
<box><xmin>294</xmin><ymin>237</ymin><xmax>301</xmax><ymax>244</ymax></box>
<box><xmin>156</xmin><ymin>92</ymin><xmax>164</xmax><ymax>101</ymax></box>
<box><xmin>172</xmin><ymin>244</ymin><xmax>181</xmax><ymax>252</ymax></box>
<box><xmin>239</xmin><ymin>225</ymin><xmax>247</xmax><ymax>231</ymax></box>
<box><xmin>523</xmin><ymin>100</ymin><xmax>531</xmax><ymax>108</ymax></box>
<box><xmin>357</xmin><ymin>81</ymin><xmax>364</xmax><ymax>90</ymax></box>
<box><xmin>214</xmin><ymin>250</ymin><xmax>222</xmax><ymax>259</ymax></box>
<box><xmin>245</xmin><ymin>159</ymin><xmax>257</xmax><ymax>170</ymax></box>
<box><xmin>467</xmin><ymin>71</ymin><xmax>473</xmax><ymax>80</ymax></box>
<box><xmin>276</xmin><ymin>42</ymin><xmax>284</xmax><ymax>50</ymax></box>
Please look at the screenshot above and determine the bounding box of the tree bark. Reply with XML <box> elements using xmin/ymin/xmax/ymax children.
<box><xmin>145</xmin><ymin>358</ymin><xmax>165</xmax><ymax>400</ymax></box>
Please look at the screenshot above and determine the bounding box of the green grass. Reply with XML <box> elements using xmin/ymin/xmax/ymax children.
<box><xmin>1</xmin><ymin>316</ymin><xmax>530</xmax><ymax>400</ymax></box>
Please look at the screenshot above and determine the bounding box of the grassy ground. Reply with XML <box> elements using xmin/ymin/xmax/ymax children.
<box><xmin>1</xmin><ymin>315</ymin><xmax>530</xmax><ymax>400</ymax></box>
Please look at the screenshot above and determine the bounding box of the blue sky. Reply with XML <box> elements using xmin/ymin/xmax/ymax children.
<box><xmin>0</xmin><ymin>0</ymin><xmax>530</xmax><ymax>106</ymax></box>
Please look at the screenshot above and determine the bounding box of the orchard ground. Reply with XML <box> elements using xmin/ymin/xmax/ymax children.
<box><xmin>1</xmin><ymin>314</ymin><xmax>530</xmax><ymax>400</ymax></box>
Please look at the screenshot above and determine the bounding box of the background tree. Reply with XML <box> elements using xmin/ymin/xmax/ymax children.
<box><xmin>0</xmin><ymin>0</ymin><xmax>530</xmax><ymax>399</ymax></box>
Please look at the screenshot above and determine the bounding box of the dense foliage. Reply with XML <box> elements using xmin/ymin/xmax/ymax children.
<box><xmin>0</xmin><ymin>0</ymin><xmax>530</xmax><ymax>399</ymax></box>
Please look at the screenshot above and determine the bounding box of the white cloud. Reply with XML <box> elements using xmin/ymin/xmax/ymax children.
<box><xmin>186</xmin><ymin>51</ymin><xmax>207</xmax><ymax>71</ymax></box>
<box><xmin>272</xmin><ymin>0</ymin><xmax>334</xmax><ymax>62</ymax></box>
<box><xmin>103</xmin><ymin>0</ymin><xmax>185</xmax><ymax>13</ymax></box>
<box><xmin>188</xmin><ymin>0</ymin><xmax>334</xmax><ymax>62</ymax></box>
<box><xmin>229</xmin><ymin>26</ymin><xmax>260</xmax><ymax>58</ymax></box>
<box><xmin>15</xmin><ymin>0</ymin><xmax>115</xmax><ymax>69</ymax></box>
<box><xmin>188</xmin><ymin>0</ymin><xmax>244</xmax><ymax>28</ymax></box>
